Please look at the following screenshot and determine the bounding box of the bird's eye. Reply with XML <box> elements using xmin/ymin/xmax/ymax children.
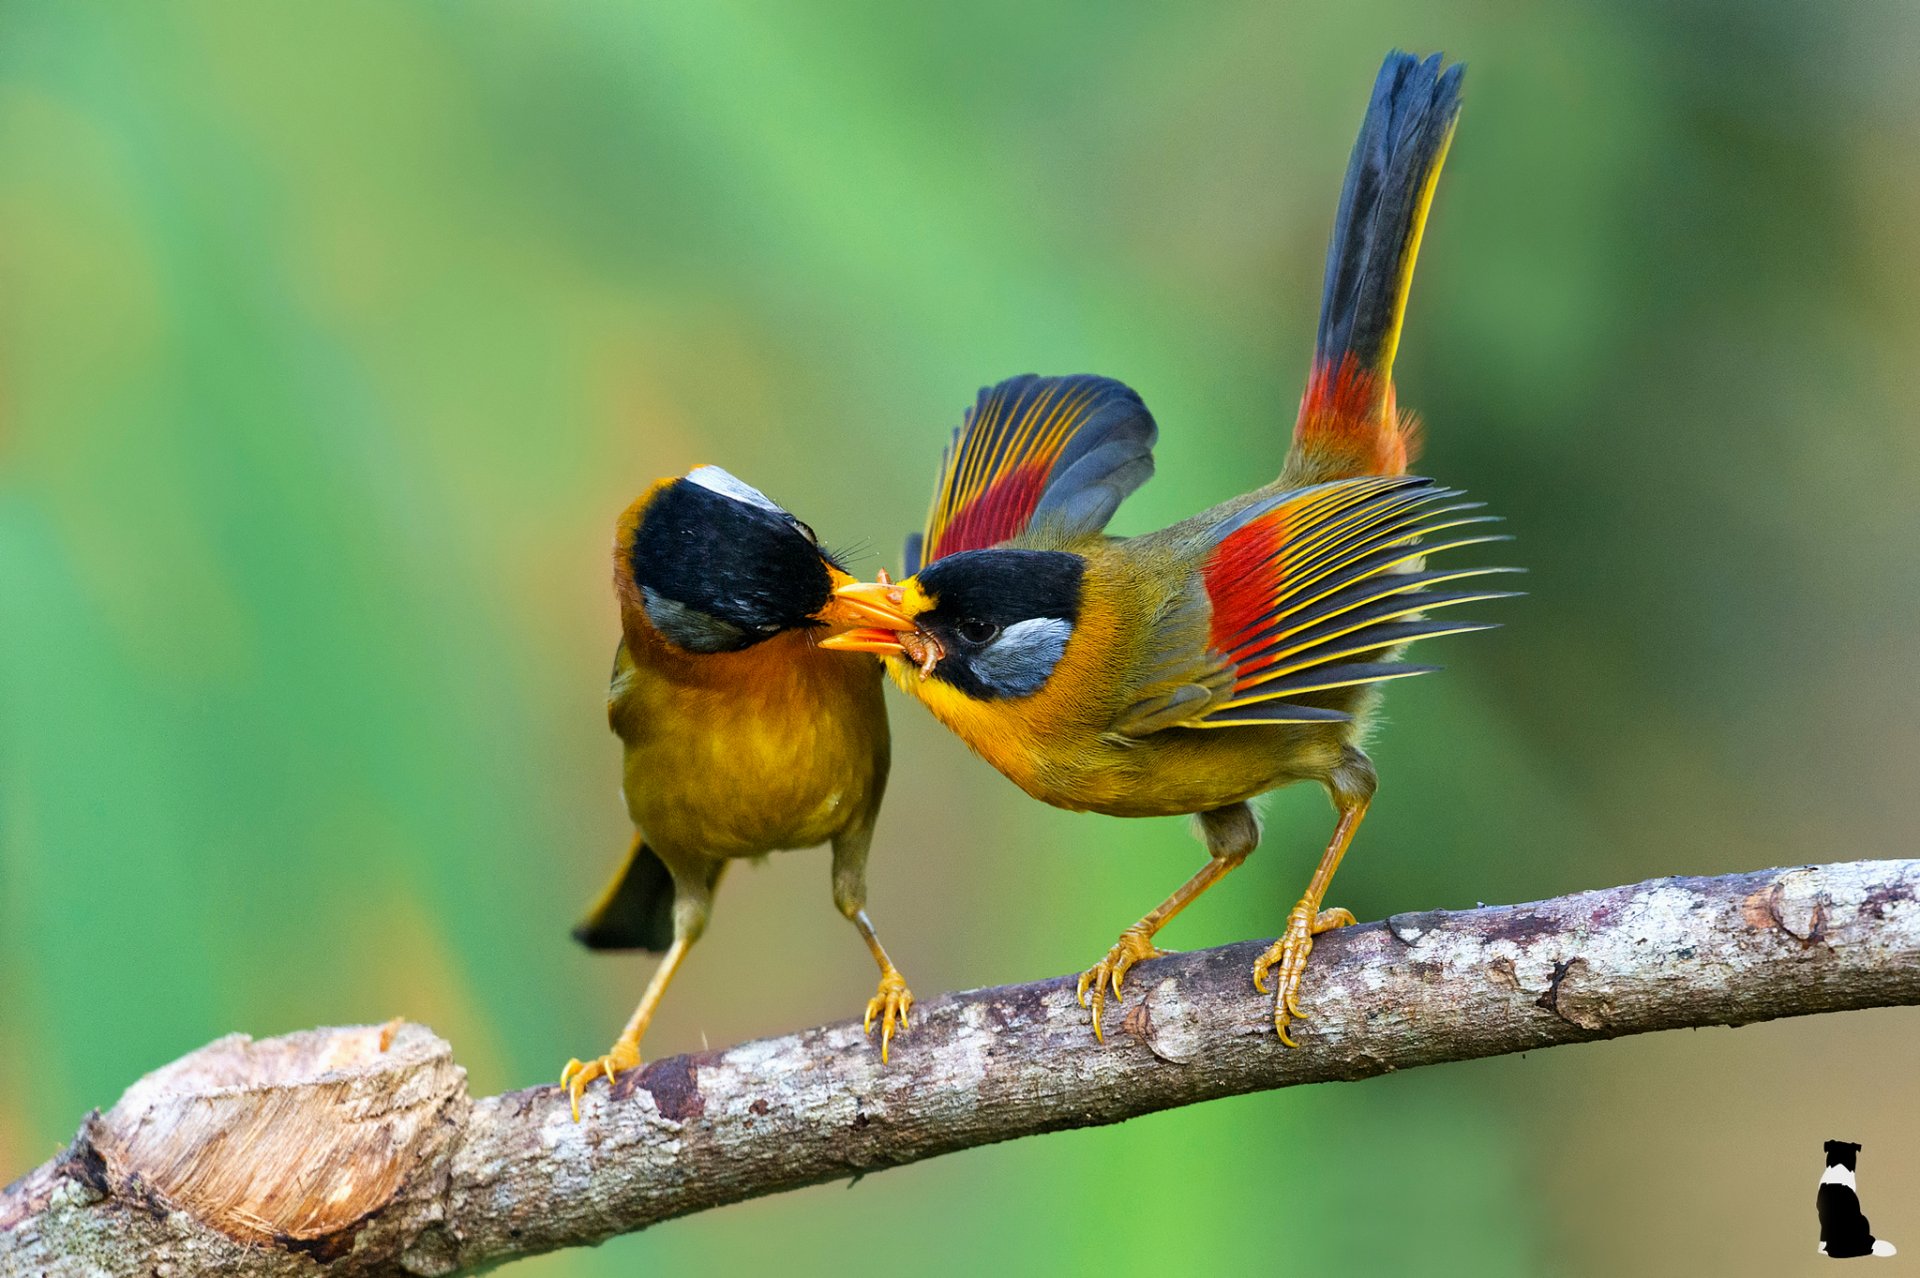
<box><xmin>955</xmin><ymin>619</ymin><xmax>1000</xmax><ymax>646</ymax></box>
<box><xmin>790</xmin><ymin>518</ymin><xmax>819</xmax><ymax>545</ymax></box>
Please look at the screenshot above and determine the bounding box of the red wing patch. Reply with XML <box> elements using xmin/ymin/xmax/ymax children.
<box><xmin>1194</xmin><ymin>475</ymin><xmax>1516</xmax><ymax>726</ymax></box>
<box><xmin>912</xmin><ymin>375</ymin><xmax>1154</xmax><ymax>570</ymax></box>
<box><xmin>930</xmin><ymin>458</ymin><xmax>1053</xmax><ymax>564</ymax></box>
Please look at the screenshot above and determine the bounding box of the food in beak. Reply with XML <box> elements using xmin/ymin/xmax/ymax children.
<box><xmin>817</xmin><ymin>576</ymin><xmax>941</xmax><ymax>673</ymax></box>
<box><xmin>898</xmin><ymin>629</ymin><xmax>943</xmax><ymax>675</ymax></box>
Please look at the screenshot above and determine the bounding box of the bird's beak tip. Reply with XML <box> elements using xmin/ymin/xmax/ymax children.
<box><xmin>814</xmin><ymin>577</ymin><xmax>919</xmax><ymax>657</ymax></box>
<box><xmin>821</xmin><ymin>579</ymin><xmax>918</xmax><ymax>633</ymax></box>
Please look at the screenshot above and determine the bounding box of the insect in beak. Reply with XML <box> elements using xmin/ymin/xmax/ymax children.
<box><xmin>818</xmin><ymin>571</ymin><xmax>943</xmax><ymax>673</ymax></box>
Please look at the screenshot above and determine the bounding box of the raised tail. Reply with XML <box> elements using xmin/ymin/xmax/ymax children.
<box><xmin>573</xmin><ymin>834</ymin><xmax>675</xmax><ymax>952</ymax></box>
<box><xmin>1285</xmin><ymin>51</ymin><xmax>1463</xmax><ymax>487</ymax></box>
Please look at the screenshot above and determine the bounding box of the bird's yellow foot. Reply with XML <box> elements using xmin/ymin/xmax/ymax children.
<box><xmin>1253</xmin><ymin>902</ymin><xmax>1357</xmax><ymax>1047</ymax></box>
<box><xmin>560</xmin><ymin>1040</ymin><xmax>642</xmax><ymax>1122</ymax></box>
<box><xmin>864</xmin><ymin>967</ymin><xmax>914</xmax><ymax>1063</ymax></box>
<box><xmin>1076</xmin><ymin>926</ymin><xmax>1167</xmax><ymax>1043</ymax></box>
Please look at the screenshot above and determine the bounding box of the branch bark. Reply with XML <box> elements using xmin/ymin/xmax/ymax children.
<box><xmin>6</xmin><ymin>859</ymin><xmax>1918</xmax><ymax>1276</ymax></box>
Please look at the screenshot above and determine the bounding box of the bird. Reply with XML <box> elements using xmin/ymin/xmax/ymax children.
<box><xmin>824</xmin><ymin>51</ymin><xmax>1513</xmax><ymax>1045</ymax></box>
<box><xmin>560</xmin><ymin>464</ymin><xmax>914</xmax><ymax>1120</ymax></box>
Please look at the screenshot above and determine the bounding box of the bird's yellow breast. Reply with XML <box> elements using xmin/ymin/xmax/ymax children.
<box><xmin>612</xmin><ymin>628</ymin><xmax>888</xmax><ymax>860</ymax></box>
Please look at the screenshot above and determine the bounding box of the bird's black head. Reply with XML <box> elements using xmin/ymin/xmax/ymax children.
<box><xmin>1825</xmin><ymin>1141</ymin><xmax>1862</xmax><ymax>1170</ymax></box>
<box><xmin>905</xmin><ymin>549</ymin><xmax>1085</xmax><ymax>698</ymax></box>
<box><xmin>622</xmin><ymin>466</ymin><xmax>841</xmax><ymax>654</ymax></box>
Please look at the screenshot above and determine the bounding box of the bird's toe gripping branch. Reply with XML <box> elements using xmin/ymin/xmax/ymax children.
<box><xmin>1076</xmin><ymin>927</ymin><xmax>1169</xmax><ymax>1043</ymax></box>
<box><xmin>1252</xmin><ymin>901</ymin><xmax>1358</xmax><ymax>1046</ymax></box>
<box><xmin>560</xmin><ymin>1040</ymin><xmax>643</xmax><ymax>1122</ymax></box>
<box><xmin>864</xmin><ymin>967</ymin><xmax>915</xmax><ymax>1063</ymax></box>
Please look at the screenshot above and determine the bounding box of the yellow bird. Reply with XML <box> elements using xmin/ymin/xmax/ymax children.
<box><xmin>562</xmin><ymin>465</ymin><xmax>912</xmax><ymax>1119</ymax></box>
<box><xmin>827</xmin><ymin>52</ymin><xmax>1515</xmax><ymax>1044</ymax></box>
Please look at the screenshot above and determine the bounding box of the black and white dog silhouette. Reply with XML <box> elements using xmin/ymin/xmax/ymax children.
<box><xmin>1820</xmin><ymin>1140</ymin><xmax>1897</xmax><ymax>1259</ymax></box>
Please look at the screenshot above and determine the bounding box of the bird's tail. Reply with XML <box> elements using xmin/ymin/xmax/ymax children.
<box><xmin>572</xmin><ymin>834</ymin><xmax>675</xmax><ymax>952</ymax></box>
<box><xmin>1285</xmin><ymin>51</ymin><xmax>1463</xmax><ymax>487</ymax></box>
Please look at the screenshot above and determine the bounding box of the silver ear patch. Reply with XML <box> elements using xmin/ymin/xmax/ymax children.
<box><xmin>971</xmin><ymin>617</ymin><xmax>1073</xmax><ymax>697</ymax></box>
<box><xmin>686</xmin><ymin>465</ymin><xmax>783</xmax><ymax>514</ymax></box>
<box><xmin>641</xmin><ymin>586</ymin><xmax>750</xmax><ymax>653</ymax></box>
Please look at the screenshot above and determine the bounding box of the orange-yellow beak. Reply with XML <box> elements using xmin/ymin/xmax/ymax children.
<box><xmin>817</xmin><ymin>571</ymin><xmax>919</xmax><ymax>656</ymax></box>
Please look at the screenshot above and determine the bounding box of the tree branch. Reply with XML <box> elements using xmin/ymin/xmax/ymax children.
<box><xmin>6</xmin><ymin>859</ymin><xmax>1917</xmax><ymax>1275</ymax></box>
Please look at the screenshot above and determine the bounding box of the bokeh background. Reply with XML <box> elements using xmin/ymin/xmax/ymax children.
<box><xmin>4</xmin><ymin>3</ymin><xmax>1919</xmax><ymax>1274</ymax></box>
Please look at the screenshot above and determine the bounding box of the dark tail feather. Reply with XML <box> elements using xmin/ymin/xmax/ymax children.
<box><xmin>1290</xmin><ymin>51</ymin><xmax>1462</xmax><ymax>484</ymax></box>
<box><xmin>573</xmin><ymin>836</ymin><xmax>675</xmax><ymax>952</ymax></box>
<box><xmin>1316</xmin><ymin>50</ymin><xmax>1463</xmax><ymax>383</ymax></box>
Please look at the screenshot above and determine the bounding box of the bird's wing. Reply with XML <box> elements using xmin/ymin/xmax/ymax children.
<box><xmin>607</xmin><ymin>638</ymin><xmax>644</xmax><ymax>740</ymax></box>
<box><xmin>907</xmin><ymin>374</ymin><xmax>1156</xmax><ymax>572</ymax></box>
<box><xmin>1105</xmin><ymin>575</ymin><xmax>1242</xmax><ymax>737</ymax></box>
<box><xmin>1112</xmin><ymin>474</ymin><xmax>1515</xmax><ymax>735</ymax></box>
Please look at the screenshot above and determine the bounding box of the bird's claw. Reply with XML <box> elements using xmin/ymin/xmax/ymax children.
<box><xmin>1075</xmin><ymin>927</ymin><xmax>1167</xmax><ymax>1043</ymax></box>
<box><xmin>560</xmin><ymin>1040</ymin><xmax>642</xmax><ymax>1122</ymax></box>
<box><xmin>864</xmin><ymin>967</ymin><xmax>915</xmax><ymax>1063</ymax></box>
<box><xmin>1252</xmin><ymin>903</ymin><xmax>1356</xmax><ymax>1047</ymax></box>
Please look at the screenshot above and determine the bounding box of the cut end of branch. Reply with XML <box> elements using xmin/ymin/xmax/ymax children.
<box><xmin>5</xmin><ymin>1022</ymin><xmax>471</xmax><ymax>1274</ymax></box>
<box><xmin>102</xmin><ymin>1022</ymin><xmax>465</xmax><ymax>1256</ymax></box>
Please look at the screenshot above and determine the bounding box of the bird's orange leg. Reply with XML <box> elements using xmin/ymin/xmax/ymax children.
<box><xmin>831</xmin><ymin>827</ymin><xmax>913</xmax><ymax>1062</ymax></box>
<box><xmin>562</xmin><ymin>860</ymin><xmax>725</xmax><ymax>1121</ymax></box>
<box><xmin>1253</xmin><ymin>800</ymin><xmax>1368</xmax><ymax>1046</ymax></box>
<box><xmin>1077</xmin><ymin>804</ymin><xmax>1260</xmax><ymax>1042</ymax></box>
<box><xmin>850</xmin><ymin>909</ymin><xmax>914</xmax><ymax>1063</ymax></box>
<box><xmin>560</xmin><ymin>935</ymin><xmax>692</xmax><ymax>1121</ymax></box>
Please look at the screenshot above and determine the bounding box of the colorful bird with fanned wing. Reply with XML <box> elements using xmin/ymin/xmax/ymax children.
<box><xmin>827</xmin><ymin>50</ymin><xmax>1516</xmax><ymax>1043</ymax></box>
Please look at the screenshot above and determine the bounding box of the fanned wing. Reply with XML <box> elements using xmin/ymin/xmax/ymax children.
<box><xmin>1187</xmin><ymin>474</ymin><xmax>1516</xmax><ymax>727</ymax></box>
<box><xmin>906</xmin><ymin>374</ymin><xmax>1157</xmax><ymax>573</ymax></box>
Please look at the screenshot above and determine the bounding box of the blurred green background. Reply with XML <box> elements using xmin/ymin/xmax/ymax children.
<box><xmin>4</xmin><ymin>3</ymin><xmax>1918</xmax><ymax>1274</ymax></box>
